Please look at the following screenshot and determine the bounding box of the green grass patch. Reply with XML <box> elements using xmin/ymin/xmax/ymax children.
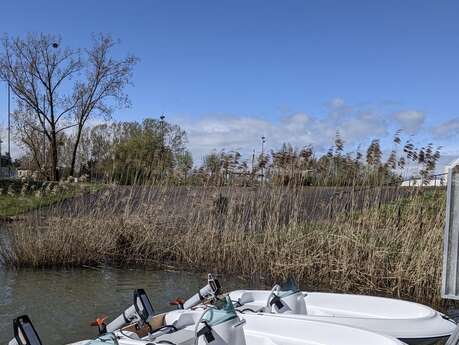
<box><xmin>0</xmin><ymin>182</ymin><xmax>105</xmax><ymax>217</ymax></box>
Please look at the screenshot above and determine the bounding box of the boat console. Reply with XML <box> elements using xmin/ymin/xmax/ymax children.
<box><xmin>266</xmin><ymin>278</ymin><xmax>307</xmax><ymax>314</ymax></box>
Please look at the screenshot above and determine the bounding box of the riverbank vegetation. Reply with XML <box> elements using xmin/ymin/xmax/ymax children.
<box><xmin>0</xmin><ymin>179</ymin><xmax>103</xmax><ymax>217</ymax></box>
<box><xmin>0</xmin><ymin>183</ymin><xmax>447</xmax><ymax>309</ymax></box>
<box><xmin>0</xmin><ymin>119</ymin><xmax>448</xmax><ymax>309</ymax></box>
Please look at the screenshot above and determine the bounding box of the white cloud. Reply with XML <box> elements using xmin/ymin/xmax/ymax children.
<box><xmin>0</xmin><ymin>124</ymin><xmax>24</xmax><ymax>160</ymax></box>
<box><xmin>393</xmin><ymin>110</ymin><xmax>425</xmax><ymax>133</ymax></box>
<box><xmin>179</xmin><ymin>100</ymin><xmax>390</xmax><ymax>161</ymax></box>
<box><xmin>340</xmin><ymin>110</ymin><xmax>387</xmax><ymax>140</ymax></box>
<box><xmin>432</xmin><ymin>117</ymin><xmax>459</xmax><ymax>139</ymax></box>
<box><xmin>326</xmin><ymin>97</ymin><xmax>353</xmax><ymax>119</ymax></box>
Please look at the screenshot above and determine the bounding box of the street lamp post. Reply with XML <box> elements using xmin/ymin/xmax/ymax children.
<box><xmin>261</xmin><ymin>136</ymin><xmax>266</xmax><ymax>184</ymax></box>
<box><xmin>0</xmin><ymin>80</ymin><xmax>11</xmax><ymax>176</ymax></box>
<box><xmin>160</xmin><ymin>114</ymin><xmax>166</xmax><ymax>179</ymax></box>
<box><xmin>42</xmin><ymin>94</ymin><xmax>46</xmax><ymax>172</ymax></box>
<box><xmin>0</xmin><ymin>80</ymin><xmax>11</xmax><ymax>160</ymax></box>
<box><xmin>7</xmin><ymin>82</ymin><xmax>10</xmax><ymax>158</ymax></box>
<box><xmin>160</xmin><ymin>114</ymin><xmax>166</xmax><ymax>137</ymax></box>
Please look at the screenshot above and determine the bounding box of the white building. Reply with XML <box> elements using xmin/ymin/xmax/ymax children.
<box><xmin>401</xmin><ymin>176</ymin><xmax>447</xmax><ymax>187</ymax></box>
<box><xmin>400</xmin><ymin>158</ymin><xmax>459</xmax><ymax>187</ymax></box>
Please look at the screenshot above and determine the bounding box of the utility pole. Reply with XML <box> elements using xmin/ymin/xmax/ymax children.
<box><xmin>160</xmin><ymin>114</ymin><xmax>165</xmax><ymax>180</ymax></box>
<box><xmin>42</xmin><ymin>94</ymin><xmax>46</xmax><ymax>174</ymax></box>
<box><xmin>7</xmin><ymin>82</ymin><xmax>10</xmax><ymax>158</ymax></box>
<box><xmin>261</xmin><ymin>136</ymin><xmax>266</xmax><ymax>185</ymax></box>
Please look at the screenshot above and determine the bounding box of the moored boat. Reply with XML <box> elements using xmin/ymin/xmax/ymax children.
<box><xmin>8</xmin><ymin>286</ymin><xmax>410</xmax><ymax>345</ymax></box>
<box><xmin>228</xmin><ymin>279</ymin><xmax>456</xmax><ymax>345</ymax></box>
<box><xmin>96</xmin><ymin>290</ymin><xmax>410</xmax><ymax>345</ymax></box>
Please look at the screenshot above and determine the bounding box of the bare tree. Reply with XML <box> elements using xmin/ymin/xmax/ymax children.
<box><xmin>0</xmin><ymin>33</ymin><xmax>137</xmax><ymax>180</ymax></box>
<box><xmin>12</xmin><ymin>109</ymin><xmax>46</xmax><ymax>173</ymax></box>
<box><xmin>0</xmin><ymin>34</ymin><xmax>81</xmax><ymax>180</ymax></box>
<box><xmin>69</xmin><ymin>35</ymin><xmax>137</xmax><ymax>176</ymax></box>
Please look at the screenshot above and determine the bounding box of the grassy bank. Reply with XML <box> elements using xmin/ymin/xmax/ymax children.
<box><xmin>0</xmin><ymin>179</ymin><xmax>104</xmax><ymax>217</ymax></box>
<box><xmin>0</xmin><ymin>184</ymin><xmax>447</xmax><ymax>308</ymax></box>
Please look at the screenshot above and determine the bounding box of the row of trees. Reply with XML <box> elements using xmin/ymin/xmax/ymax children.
<box><xmin>15</xmin><ymin>114</ymin><xmax>439</xmax><ymax>186</ymax></box>
<box><xmin>15</xmin><ymin>117</ymin><xmax>192</xmax><ymax>184</ymax></box>
<box><xmin>196</xmin><ymin>131</ymin><xmax>441</xmax><ymax>187</ymax></box>
<box><xmin>75</xmin><ymin>119</ymin><xmax>191</xmax><ymax>184</ymax></box>
<box><xmin>14</xmin><ymin>115</ymin><xmax>441</xmax><ymax>186</ymax></box>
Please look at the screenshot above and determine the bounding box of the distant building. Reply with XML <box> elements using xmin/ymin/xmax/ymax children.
<box><xmin>17</xmin><ymin>169</ymin><xmax>32</xmax><ymax>179</ymax></box>
<box><xmin>401</xmin><ymin>176</ymin><xmax>446</xmax><ymax>187</ymax></box>
<box><xmin>401</xmin><ymin>158</ymin><xmax>459</xmax><ymax>187</ymax></box>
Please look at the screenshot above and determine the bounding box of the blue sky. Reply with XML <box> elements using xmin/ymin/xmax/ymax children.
<box><xmin>1</xmin><ymin>0</ymin><xmax>459</xmax><ymax>167</ymax></box>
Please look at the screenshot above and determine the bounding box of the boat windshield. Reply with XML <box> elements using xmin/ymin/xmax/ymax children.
<box><xmin>203</xmin><ymin>296</ymin><xmax>238</xmax><ymax>327</ymax></box>
<box><xmin>277</xmin><ymin>277</ymin><xmax>300</xmax><ymax>298</ymax></box>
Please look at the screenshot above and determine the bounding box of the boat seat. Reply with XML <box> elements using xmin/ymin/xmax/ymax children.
<box><xmin>237</xmin><ymin>293</ymin><xmax>255</xmax><ymax>305</ymax></box>
<box><xmin>154</xmin><ymin>329</ymin><xmax>195</xmax><ymax>345</ymax></box>
<box><xmin>171</xmin><ymin>312</ymin><xmax>199</xmax><ymax>329</ymax></box>
<box><xmin>149</xmin><ymin>313</ymin><xmax>166</xmax><ymax>330</ymax></box>
<box><xmin>236</xmin><ymin>302</ymin><xmax>266</xmax><ymax>313</ymax></box>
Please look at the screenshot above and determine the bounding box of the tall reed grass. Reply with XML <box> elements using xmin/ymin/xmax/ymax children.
<box><xmin>0</xmin><ymin>183</ymin><xmax>447</xmax><ymax>308</ymax></box>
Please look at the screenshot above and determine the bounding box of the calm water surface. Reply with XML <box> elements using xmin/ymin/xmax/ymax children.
<box><xmin>0</xmin><ymin>268</ymin><xmax>264</xmax><ymax>345</ymax></box>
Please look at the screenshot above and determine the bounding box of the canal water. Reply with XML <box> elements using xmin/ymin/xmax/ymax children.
<box><xmin>0</xmin><ymin>268</ymin><xmax>264</xmax><ymax>345</ymax></box>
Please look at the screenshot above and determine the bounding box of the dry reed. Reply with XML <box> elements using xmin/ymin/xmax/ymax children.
<box><xmin>0</xmin><ymin>184</ymin><xmax>447</xmax><ymax>308</ymax></box>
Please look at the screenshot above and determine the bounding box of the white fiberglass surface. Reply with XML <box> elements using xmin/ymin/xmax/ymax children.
<box><xmin>244</xmin><ymin>333</ymin><xmax>310</xmax><ymax>345</ymax></box>
<box><xmin>230</xmin><ymin>290</ymin><xmax>436</xmax><ymax>319</ymax></box>
<box><xmin>305</xmin><ymin>292</ymin><xmax>435</xmax><ymax>319</ymax></box>
<box><xmin>242</xmin><ymin>313</ymin><xmax>405</xmax><ymax>345</ymax></box>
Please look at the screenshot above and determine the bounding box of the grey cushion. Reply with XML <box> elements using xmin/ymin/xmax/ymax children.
<box><xmin>154</xmin><ymin>329</ymin><xmax>195</xmax><ymax>345</ymax></box>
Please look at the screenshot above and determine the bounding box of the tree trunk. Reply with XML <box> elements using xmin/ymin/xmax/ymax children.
<box><xmin>70</xmin><ymin>125</ymin><xmax>83</xmax><ymax>177</ymax></box>
<box><xmin>50</xmin><ymin>130</ymin><xmax>59</xmax><ymax>181</ymax></box>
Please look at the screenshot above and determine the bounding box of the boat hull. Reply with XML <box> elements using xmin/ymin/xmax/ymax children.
<box><xmin>149</xmin><ymin>310</ymin><xmax>407</xmax><ymax>345</ymax></box>
<box><xmin>229</xmin><ymin>290</ymin><xmax>456</xmax><ymax>344</ymax></box>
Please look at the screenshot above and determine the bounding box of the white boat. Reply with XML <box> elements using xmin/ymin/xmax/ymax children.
<box><xmin>109</xmin><ymin>291</ymin><xmax>410</xmax><ymax>345</ymax></box>
<box><xmin>8</xmin><ymin>276</ymin><xmax>456</xmax><ymax>345</ymax></box>
<box><xmin>228</xmin><ymin>280</ymin><xmax>457</xmax><ymax>345</ymax></box>
<box><xmin>8</xmin><ymin>287</ymin><xmax>410</xmax><ymax>345</ymax></box>
<box><xmin>8</xmin><ymin>307</ymin><xmax>410</xmax><ymax>345</ymax></box>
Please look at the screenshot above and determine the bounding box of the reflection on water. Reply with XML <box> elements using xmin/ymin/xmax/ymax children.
<box><xmin>0</xmin><ymin>268</ymin><xmax>263</xmax><ymax>345</ymax></box>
